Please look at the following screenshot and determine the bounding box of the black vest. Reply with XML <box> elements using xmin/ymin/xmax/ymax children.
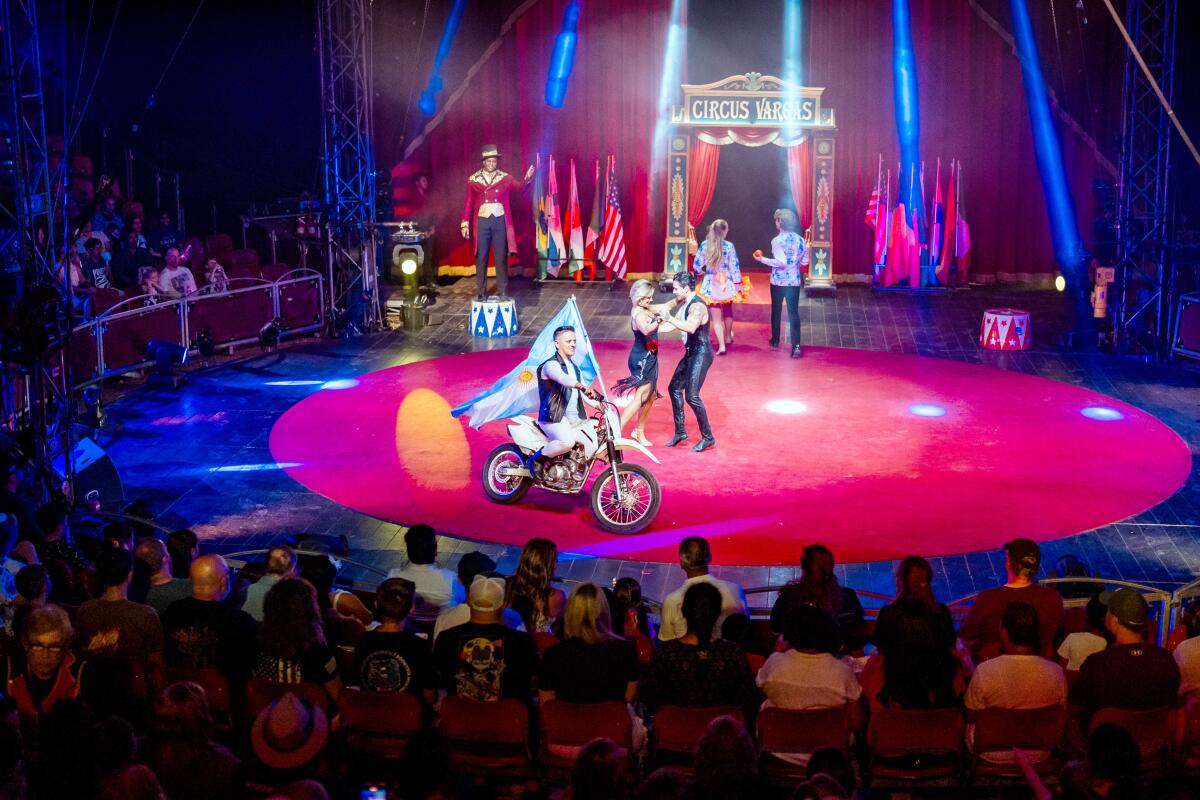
<box><xmin>681</xmin><ymin>295</ymin><xmax>711</xmax><ymax>355</ymax></box>
<box><xmin>537</xmin><ymin>354</ymin><xmax>586</xmax><ymax>423</ymax></box>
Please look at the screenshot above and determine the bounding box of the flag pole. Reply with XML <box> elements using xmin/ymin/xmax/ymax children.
<box><xmin>569</xmin><ymin>294</ymin><xmax>610</xmax><ymax>401</ymax></box>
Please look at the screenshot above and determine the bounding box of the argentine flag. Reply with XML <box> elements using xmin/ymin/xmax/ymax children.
<box><xmin>451</xmin><ymin>296</ymin><xmax>602</xmax><ymax>429</ymax></box>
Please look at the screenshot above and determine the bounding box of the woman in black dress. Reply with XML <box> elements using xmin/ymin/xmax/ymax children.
<box><xmin>612</xmin><ymin>279</ymin><xmax>666</xmax><ymax>447</ymax></box>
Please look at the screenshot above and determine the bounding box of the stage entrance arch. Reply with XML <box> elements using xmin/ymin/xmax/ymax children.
<box><xmin>664</xmin><ymin>73</ymin><xmax>838</xmax><ymax>290</ymax></box>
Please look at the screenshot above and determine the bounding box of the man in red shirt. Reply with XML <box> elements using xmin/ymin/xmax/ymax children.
<box><xmin>460</xmin><ymin>145</ymin><xmax>534</xmax><ymax>301</ymax></box>
<box><xmin>957</xmin><ymin>538</ymin><xmax>1064</xmax><ymax>662</ymax></box>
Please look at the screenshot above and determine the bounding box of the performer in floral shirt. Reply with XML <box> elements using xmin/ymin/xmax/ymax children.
<box><xmin>694</xmin><ymin>219</ymin><xmax>749</xmax><ymax>356</ymax></box>
<box><xmin>754</xmin><ymin>208</ymin><xmax>810</xmax><ymax>358</ymax></box>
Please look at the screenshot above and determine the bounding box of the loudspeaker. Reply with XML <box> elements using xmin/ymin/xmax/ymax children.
<box><xmin>51</xmin><ymin>436</ymin><xmax>125</xmax><ymax>509</ymax></box>
<box><xmin>1172</xmin><ymin>292</ymin><xmax>1200</xmax><ymax>361</ymax></box>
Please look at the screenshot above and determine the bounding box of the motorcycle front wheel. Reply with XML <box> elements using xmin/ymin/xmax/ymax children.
<box><xmin>590</xmin><ymin>463</ymin><xmax>661</xmax><ymax>534</ymax></box>
<box><xmin>482</xmin><ymin>443</ymin><xmax>532</xmax><ymax>504</ymax></box>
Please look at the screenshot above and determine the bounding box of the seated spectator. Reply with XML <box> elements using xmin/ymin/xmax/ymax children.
<box><xmin>161</xmin><ymin>554</ymin><xmax>257</xmax><ymax>691</ymax></box>
<box><xmin>74</xmin><ymin>218</ymin><xmax>99</xmax><ymax>254</ymax></box>
<box><xmin>568</xmin><ymin>737</ymin><xmax>632</xmax><ymax>800</ymax></box>
<box><xmin>791</xmin><ymin>774</ymin><xmax>849</xmax><ymax>800</ymax></box>
<box><xmin>1057</xmin><ymin>592</ymin><xmax>1110</xmax><ymax>673</ymax></box>
<box><xmin>245</xmin><ymin>692</ymin><xmax>330</xmax><ymax>794</ymax></box>
<box><xmin>862</xmin><ymin>597</ymin><xmax>963</xmax><ymax>712</ymax></box>
<box><xmin>432</xmin><ymin>550</ymin><xmax>523</xmax><ymax>643</ymax></box>
<box><xmin>102</xmin><ymin>520</ymin><xmax>134</xmax><ymax>552</ymax></box>
<box><xmin>434</xmin><ymin>575</ymin><xmax>538</xmax><ymax>702</ymax></box>
<box><xmin>0</xmin><ymin>458</ymin><xmax>39</xmax><ymax>548</ymax></box>
<box><xmin>806</xmin><ymin>747</ymin><xmax>856</xmax><ymax>799</ymax></box>
<box><xmin>1052</xmin><ymin>554</ymin><xmax>1097</xmax><ymax>600</ymax></box>
<box><xmin>136</xmin><ymin>266</ymin><xmax>160</xmax><ymax>302</ymax></box>
<box><xmin>126</xmin><ymin>214</ymin><xmax>148</xmax><ymax>250</ymax></box>
<box><xmin>110</xmin><ymin>228</ymin><xmax>153</xmax><ymax>291</ymax></box>
<box><xmin>757</xmin><ymin>604</ymin><xmax>861</xmax><ymax>755</ymax></box>
<box><xmin>166</xmin><ymin>529</ymin><xmax>198</xmax><ymax>580</ymax></box>
<box><xmin>58</xmin><ymin>252</ymin><xmax>95</xmax><ymax>312</ymax></box>
<box><xmin>770</xmin><ymin>544</ymin><xmax>865</xmax><ymax>652</ymax></box>
<box><xmin>96</xmin><ymin>764</ymin><xmax>166</xmax><ymax>800</ymax></box>
<box><xmin>1175</xmin><ymin>607</ymin><xmax>1200</xmax><ymax>698</ymax></box>
<box><xmin>91</xmin><ymin>196</ymin><xmax>123</xmax><ymax>237</ymax></box>
<box><xmin>506</xmin><ymin>537</ymin><xmax>567</xmax><ymax>635</ymax></box>
<box><xmin>609</xmin><ymin>576</ymin><xmax>655</xmax><ymax>640</ymax></box>
<box><xmin>965</xmin><ymin>602</ymin><xmax>1067</xmax><ymax>764</ymax></box>
<box><xmin>693</xmin><ymin>715</ymin><xmax>761</xmax><ymax>800</ymax></box>
<box><xmin>874</xmin><ymin>555</ymin><xmax>955</xmax><ymax>653</ymax></box>
<box><xmin>0</xmin><ymin>512</ymin><xmax>19</xmax><ymax>605</ymax></box>
<box><xmin>140</xmin><ymin>681</ymin><xmax>240</xmax><ymax>800</ymax></box>
<box><xmin>243</xmin><ymin>545</ymin><xmax>298</xmax><ymax>622</ymax></box>
<box><xmin>1070</xmin><ymin>588</ymin><xmax>1180</xmax><ymax>721</ymax></box>
<box><xmin>721</xmin><ymin>613</ymin><xmax>766</xmax><ymax>671</ymax></box>
<box><xmin>11</xmin><ymin>563</ymin><xmax>50</xmax><ymax>642</ymax></box>
<box><xmin>958</xmin><ymin>538</ymin><xmax>1064</xmax><ymax>662</ymax></box>
<box><xmin>150</xmin><ymin>210</ymin><xmax>182</xmax><ymax>257</ymax></box>
<box><xmin>659</xmin><ymin>536</ymin><xmax>748</xmax><ymax>642</ymax></box>
<box><xmin>637</xmin><ymin>767</ymin><xmax>692</xmax><ymax>800</ymax></box>
<box><xmin>136</xmin><ymin>538</ymin><xmax>190</xmax><ymax>616</ymax></box>
<box><xmin>157</xmin><ymin>247</ymin><xmax>198</xmax><ymax>299</ymax></box>
<box><xmin>352</xmin><ymin>577</ymin><xmax>435</xmax><ymax>701</ymax></box>
<box><xmin>388</xmin><ymin>524</ymin><xmax>463</xmax><ymax>618</ymax></box>
<box><xmin>647</xmin><ymin>582</ymin><xmax>758</xmax><ymax>716</ymax></box>
<box><xmin>1060</xmin><ymin>722</ymin><xmax>1143</xmax><ymax>800</ymax></box>
<box><xmin>2</xmin><ymin>605</ymin><xmax>92</xmax><ymax>733</ymax></box>
<box><xmin>253</xmin><ymin>577</ymin><xmax>341</xmax><ymax>702</ymax></box>
<box><xmin>33</xmin><ymin>699</ymin><xmax>98</xmax><ymax>798</ymax></box>
<box><xmin>539</xmin><ymin>582</ymin><xmax>640</xmax><ymax>708</ymax></box>
<box><xmin>203</xmin><ymin>259</ymin><xmax>229</xmax><ymax>292</ymax></box>
<box><xmin>299</xmin><ymin>554</ymin><xmax>365</xmax><ymax>646</ymax></box>
<box><xmin>74</xmin><ymin>549</ymin><xmax>164</xmax><ymax>674</ymax></box>
<box><xmin>37</xmin><ymin>502</ymin><xmax>88</xmax><ymax>572</ymax></box>
<box><xmin>80</xmin><ymin>237</ymin><xmax>113</xmax><ymax>290</ymax></box>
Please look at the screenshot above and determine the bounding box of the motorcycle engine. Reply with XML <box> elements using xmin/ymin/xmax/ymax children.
<box><xmin>542</xmin><ymin>460</ymin><xmax>573</xmax><ymax>488</ymax></box>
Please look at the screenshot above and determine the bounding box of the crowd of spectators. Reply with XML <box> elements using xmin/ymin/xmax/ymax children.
<box><xmin>2</xmin><ymin>481</ymin><xmax>1200</xmax><ymax>798</ymax></box>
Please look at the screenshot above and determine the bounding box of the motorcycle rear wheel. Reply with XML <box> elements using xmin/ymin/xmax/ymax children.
<box><xmin>590</xmin><ymin>463</ymin><xmax>661</xmax><ymax>534</ymax></box>
<box><xmin>482</xmin><ymin>443</ymin><xmax>532</xmax><ymax>504</ymax></box>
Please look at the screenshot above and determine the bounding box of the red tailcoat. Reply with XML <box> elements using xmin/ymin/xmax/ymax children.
<box><xmin>461</xmin><ymin>169</ymin><xmax>529</xmax><ymax>257</ymax></box>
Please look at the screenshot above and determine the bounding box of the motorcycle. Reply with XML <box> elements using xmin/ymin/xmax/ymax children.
<box><xmin>481</xmin><ymin>399</ymin><xmax>661</xmax><ymax>534</ymax></box>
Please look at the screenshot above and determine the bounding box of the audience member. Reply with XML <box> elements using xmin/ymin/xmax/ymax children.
<box><xmin>161</xmin><ymin>555</ymin><xmax>257</xmax><ymax>690</ymax></box>
<box><xmin>1175</xmin><ymin>607</ymin><xmax>1200</xmax><ymax>698</ymax></box>
<box><xmin>253</xmin><ymin>577</ymin><xmax>341</xmax><ymax>702</ymax></box>
<box><xmin>150</xmin><ymin>210</ymin><xmax>182</xmax><ymax>256</ymax></box>
<box><xmin>648</xmin><ymin>582</ymin><xmax>758</xmax><ymax>716</ymax></box>
<box><xmin>863</xmin><ymin>597</ymin><xmax>963</xmax><ymax>711</ymax></box>
<box><xmin>91</xmin><ymin>196</ymin><xmax>123</xmax><ymax>237</ymax></box>
<box><xmin>0</xmin><ymin>513</ymin><xmax>18</xmax><ymax>604</ymax></box>
<box><xmin>1060</xmin><ymin>723</ymin><xmax>1143</xmax><ymax>800</ymax></box>
<box><xmin>1058</xmin><ymin>592</ymin><xmax>1110</xmax><ymax>673</ymax></box>
<box><xmin>353</xmin><ymin>577</ymin><xmax>435</xmax><ymax>701</ymax></box>
<box><xmin>659</xmin><ymin>536</ymin><xmax>748</xmax><ymax>642</ymax></box>
<box><xmin>636</xmin><ymin>767</ymin><xmax>692</xmax><ymax>800</ymax></box>
<box><xmin>539</xmin><ymin>582</ymin><xmax>640</xmax><ymax>705</ymax></box>
<box><xmin>505</xmin><ymin>537</ymin><xmax>566</xmax><ymax>634</ymax></box>
<box><xmin>243</xmin><ymin>545</ymin><xmax>298</xmax><ymax>622</ymax></box>
<box><xmin>37</xmin><ymin>502</ymin><xmax>88</xmax><ymax>571</ymax></box>
<box><xmin>33</xmin><ymin>699</ymin><xmax>99</xmax><ymax>797</ymax></box>
<box><xmin>958</xmin><ymin>538</ymin><xmax>1064</xmax><ymax>662</ymax></box>
<box><xmin>874</xmin><ymin>555</ymin><xmax>955</xmax><ymax>652</ymax></box>
<box><xmin>387</xmin><ymin>524</ymin><xmax>462</xmax><ymax>618</ymax></box>
<box><xmin>80</xmin><ymin>237</ymin><xmax>113</xmax><ymax>289</ymax></box>
<box><xmin>73</xmin><ymin>549</ymin><xmax>164</xmax><ymax>671</ymax></box>
<box><xmin>138</xmin><ymin>265</ymin><xmax>160</xmax><ymax>300</ymax></box>
<box><xmin>96</xmin><ymin>763</ymin><xmax>166</xmax><ymax>800</ymax></box>
<box><xmin>300</xmin><ymin>554</ymin><xmax>366</xmax><ymax>646</ymax></box>
<box><xmin>965</xmin><ymin>602</ymin><xmax>1067</xmax><ymax>764</ymax></box>
<box><xmin>157</xmin><ymin>247</ymin><xmax>198</xmax><ymax>299</ymax></box>
<box><xmin>1070</xmin><ymin>588</ymin><xmax>1179</xmax><ymax>721</ymax></box>
<box><xmin>11</xmin><ymin>563</ymin><xmax>50</xmax><ymax>641</ymax></box>
<box><xmin>203</xmin><ymin>259</ymin><xmax>229</xmax><ymax>292</ymax></box>
<box><xmin>246</xmin><ymin>692</ymin><xmax>330</xmax><ymax>793</ymax></box>
<box><xmin>770</xmin><ymin>544</ymin><xmax>865</xmax><ymax>652</ymax></box>
<box><xmin>609</xmin><ymin>576</ymin><xmax>654</xmax><ymax>640</ymax></box>
<box><xmin>791</xmin><ymin>774</ymin><xmax>849</xmax><ymax>800</ymax></box>
<box><xmin>126</xmin><ymin>214</ymin><xmax>149</xmax><ymax>249</ymax></box>
<box><xmin>136</xmin><ymin>538</ymin><xmax>190</xmax><ymax>616</ymax></box>
<box><xmin>165</xmin><ymin>529</ymin><xmax>198</xmax><ymax>580</ymax></box>
<box><xmin>693</xmin><ymin>715</ymin><xmax>761</xmax><ymax>800</ymax></box>
<box><xmin>1052</xmin><ymin>554</ymin><xmax>1098</xmax><ymax>600</ymax></box>
<box><xmin>311</xmin><ymin>554</ymin><xmax>372</xmax><ymax>625</ymax></box>
<box><xmin>721</xmin><ymin>612</ymin><xmax>766</xmax><ymax>671</ymax></box>
<box><xmin>102</xmin><ymin>520</ymin><xmax>135</xmax><ymax>552</ymax></box>
<box><xmin>0</xmin><ymin>458</ymin><xmax>40</xmax><ymax>545</ymax></box>
<box><xmin>431</xmin><ymin>550</ymin><xmax>523</xmax><ymax>642</ymax></box>
<box><xmin>433</xmin><ymin>575</ymin><xmax>538</xmax><ymax>702</ymax></box>
<box><xmin>805</xmin><ymin>747</ymin><xmax>856</xmax><ymax>798</ymax></box>
<box><xmin>140</xmin><ymin>681</ymin><xmax>240</xmax><ymax>800</ymax></box>
<box><xmin>396</xmin><ymin>729</ymin><xmax>452</xmax><ymax>800</ymax></box>
<box><xmin>2</xmin><ymin>605</ymin><xmax>92</xmax><ymax>731</ymax></box>
<box><xmin>111</xmin><ymin>227</ymin><xmax>154</xmax><ymax>290</ymax></box>
<box><xmin>567</xmin><ymin>737</ymin><xmax>632</xmax><ymax>800</ymax></box>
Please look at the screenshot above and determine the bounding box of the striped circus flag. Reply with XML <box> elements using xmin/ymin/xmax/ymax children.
<box><xmin>596</xmin><ymin>155</ymin><xmax>628</xmax><ymax>279</ymax></box>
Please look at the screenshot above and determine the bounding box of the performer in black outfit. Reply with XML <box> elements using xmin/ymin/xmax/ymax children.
<box><xmin>612</xmin><ymin>279</ymin><xmax>666</xmax><ymax>447</ymax></box>
<box><xmin>660</xmin><ymin>271</ymin><xmax>715</xmax><ymax>452</ymax></box>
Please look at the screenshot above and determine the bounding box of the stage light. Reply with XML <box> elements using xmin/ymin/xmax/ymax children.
<box><xmin>146</xmin><ymin>339</ymin><xmax>187</xmax><ymax>375</ymax></box>
<box><xmin>321</xmin><ymin>378</ymin><xmax>360</xmax><ymax>390</ymax></box>
<box><xmin>892</xmin><ymin>0</ymin><xmax>923</xmax><ymax>214</ymax></box>
<box><xmin>265</xmin><ymin>380</ymin><xmax>324</xmax><ymax>387</ymax></box>
<box><xmin>1054</xmin><ymin>274</ymin><xmax>1066</xmax><ymax>292</ymax></box>
<box><xmin>545</xmin><ymin>1</ymin><xmax>580</xmax><ymax>108</ymax></box>
<box><xmin>419</xmin><ymin>0</ymin><xmax>467</xmax><ymax>116</ymax></box>
<box><xmin>766</xmin><ymin>399</ymin><xmax>808</xmax><ymax>415</ymax></box>
<box><xmin>259</xmin><ymin>318</ymin><xmax>281</xmax><ymax>349</ymax></box>
<box><xmin>1081</xmin><ymin>406</ymin><xmax>1124</xmax><ymax>421</ymax></box>
<box><xmin>400</xmin><ymin>254</ymin><xmax>418</xmax><ymax>276</ymax></box>
<box><xmin>209</xmin><ymin>462</ymin><xmax>301</xmax><ymax>473</ymax></box>
<box><xmin>197</xmin><ymin>328</ymin><xmax>217</xmax><ymax>357</ymax></box>
<box><xmin>908</xmin><ymin>403</ymin><xmax>947</xmax><ymax>418</ymax></box>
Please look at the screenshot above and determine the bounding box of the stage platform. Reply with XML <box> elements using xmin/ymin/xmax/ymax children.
<box><xmin>97</xmin><ymin>278</ymin><xmax>1200</xmax><ymax>604</ymax></box>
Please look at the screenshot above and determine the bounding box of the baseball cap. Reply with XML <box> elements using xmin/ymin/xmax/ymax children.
<box><xmin>468</xmin><ymin>574</ymin><xmax>506</xmax><ymax>612</ymax></box>
<box><xmin>457</xmin><ymin>551</ymin><xmax>497</xmax><ymax>585</ymax></box>
<box><xmin>1100</xmin><ymin>587</ymin><xmax>1148</xmax><ymax>629</ymax></box>
<box><xmin>1003</xmin><ymin>538</ymin><xmax>1041</xmax><ymax>573</ymax></box>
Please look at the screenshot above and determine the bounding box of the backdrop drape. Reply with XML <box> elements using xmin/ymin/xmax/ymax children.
<box><xmin>786</xmin><ymin>141</ymin><xmax>813</xmax><ymax>231</ymax></box>
<box><xmin>686</xmin><ymin>138</ymin><xmax>721</xmax><ymax>251</ymax></box>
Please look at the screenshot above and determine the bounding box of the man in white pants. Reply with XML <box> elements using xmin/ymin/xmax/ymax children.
<box><xmin>524</xmin><ymin>326</ymin><xmax>600</xmax><ymax>472</ymax></box>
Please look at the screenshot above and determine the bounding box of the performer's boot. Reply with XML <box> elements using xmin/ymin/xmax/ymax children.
<box><xmin>665</xmin><ymin>432</ymin><xmax>689</xmax><ymax>447</ymax></box>
<box><xmin>692</xmin><ymin>435</ymin><xmax>716</xmax><ymax>452</ymax></box>
<box><xmin>791</xmin><ymin>344</ymin><xmax>803</xmax><ymax>358</ymax></box>
<box><xmin>523</xmin><ymin>448</ymin><xmax>543</xmax><ymax>474</ymax></box>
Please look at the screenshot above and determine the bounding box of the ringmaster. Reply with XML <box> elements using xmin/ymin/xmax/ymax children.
<box><xmin>460</xmin><ymin>145</ymin><xmax>534</xmax><ymax>300</ymax></box>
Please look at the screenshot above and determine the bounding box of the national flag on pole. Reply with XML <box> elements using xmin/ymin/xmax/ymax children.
<box><xmin>885</xmin><ymin>203</ymin><xmax>909</xmax><ymax>288</ymax></box>
<box><xmin>873</xmin><ymin>168</ymin><xmax>890</xmax><ymax>266</ymax></box>
<box><xmin>939</xmin><ymin>160</ymin><xmax>957</xmax><ymax>279</ymax></box>
<box><xmin>533</xmin><ymin>154</ymin><xmax>549</xmax><ymax>274</ymax></box>
<box><xmin>545</xmin><ymin>156</ymin><xmax>565</xmax><ymax>277</ymax></box>
<box><xmin>451</xmin><ymin>296</ymin><xmax>601</xmax><ymax>428</ymax></box>
<box><xmin>585</xmin><ymin>157</ymin><xmax>605</xmax><ymax>278</ymax></box>
<box><xmin>930</xmin><ymin>159</ymin><xmax>945</xmax><ymax>283</ymax></box>
<box><xmin>565</xmin><ymin>158</ymin><xmax>585</xmax><ymax>278</ymax></box>
<box><xmin>954</xmin><ymin>160</ymin><xmax>971</xmax><ymax>283</ymax></box>
<box><xmin>596</xmin><ymin>155</ymin><xmax>628</xmax><ymax>279</ymax></box>
<box><xmin>865</xmin><ymin>154</ymin><xmax>882</xmax><ymax>229</ymax></box>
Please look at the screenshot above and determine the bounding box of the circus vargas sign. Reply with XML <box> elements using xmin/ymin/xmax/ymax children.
<box><xmin>672</xmin><ymin>73</ymin><xmax>831</xmax><ymax>129</ymax></box>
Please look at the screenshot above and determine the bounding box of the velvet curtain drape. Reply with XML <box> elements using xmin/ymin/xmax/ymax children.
<box><xmin>786</xmin><ymin>141</ymin><xmax>813</xmax><ymax>231</ymax></box>
<box><xmin>686</xmin><ymin>138</ymin><xmax>721</xmax><ymax>249</ymax></box>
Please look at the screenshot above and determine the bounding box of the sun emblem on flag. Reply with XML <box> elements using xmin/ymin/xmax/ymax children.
<box><xmin>517</xmin><ymin>369</ymin><xmax>535</xmax><ymax>384</ymax></box>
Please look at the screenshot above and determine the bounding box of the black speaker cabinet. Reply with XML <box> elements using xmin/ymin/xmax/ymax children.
<box><xmin>1172</xmin><ymin>292</ymin><xmax>1200</xmax><ymax>361</ymax></box>
<box><xmin>52</xmin><ymin>437</ymin><xmax>125</xmax><ymax>510</ymax></box>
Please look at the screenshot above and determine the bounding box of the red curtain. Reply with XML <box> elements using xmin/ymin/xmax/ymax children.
<box><xmin>687</xmin><ymin>138</ymin><xmax>721</xmax><ymax>245</ymax></box>
<box><xmin>786</xmin><ymin>141</ymin><xmax>813</xmax><ymax>231</ymax></box>
<box><xmin>403</xmin><ymin>0</ymin><xmax>668</xmax><ymax>276</ymax></box>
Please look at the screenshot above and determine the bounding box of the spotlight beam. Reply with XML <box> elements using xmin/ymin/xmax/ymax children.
<box><xmin>891</xmin><ymin>0</ymin><xmax>922</xmax><ymax>215</ymax></box>
<box><xmin>418</xmin><ymin>0</ymin><xmax>467</xmax><ymax>116</ymax></box>
<box><xmin>545</xmin><ymin>1</ymin><xmax>580</xmax><ymax>108</ymax></box>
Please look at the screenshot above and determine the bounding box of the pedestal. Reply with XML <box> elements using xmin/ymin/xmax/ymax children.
<box><xmin>471</xmin><ymin>298</ymin><xmax>519</xmax><ymax>338</ymax></box>
<box><xmin>980</xmin><ymin>308</ymin><xmax>1032</xmax><ymax>350</ymax></box>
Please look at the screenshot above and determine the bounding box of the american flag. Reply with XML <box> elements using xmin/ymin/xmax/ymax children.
<box><xmin>865</xmin><ymin>186</ymin><xmax>881</xmax><ymax>228</ymax></box>
<box><xmin>596</xmin><ymin>155</ymin><xmax>628</xmax><ymax>278</ymax></box>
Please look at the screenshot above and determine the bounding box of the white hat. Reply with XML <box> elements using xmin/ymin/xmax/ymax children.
<box><xmin>468</xmin><ymin>575</ymin><xmax>506</xmax><ymax>612</ymax></box>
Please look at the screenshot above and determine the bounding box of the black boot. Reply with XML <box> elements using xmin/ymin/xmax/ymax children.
<box><xmin>665</xmin><ymin>432</ymin><xmax>689</xmax><ymax>447</ymax></box>
<box><xmin>692</xmin><ymin>436</ymin><xmax>715</xmax><ymax>452</ymax></box>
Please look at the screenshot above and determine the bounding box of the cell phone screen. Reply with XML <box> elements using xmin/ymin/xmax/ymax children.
<box><xmin>361</xmin><ymin>786</ymin><xmax>387</xmax><ymax>800</ymax></box>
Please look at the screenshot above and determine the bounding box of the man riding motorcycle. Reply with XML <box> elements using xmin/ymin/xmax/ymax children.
<box><xmin>524</xmin><ymin>325</ymin><xmax>602</xmax><ymax>474</ymax></box>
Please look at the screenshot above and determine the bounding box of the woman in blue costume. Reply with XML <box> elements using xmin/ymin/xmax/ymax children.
<box><xmin>612</xmin><ymin>279</ymin><xmax>669</xmax><ymax>447</ymax></box>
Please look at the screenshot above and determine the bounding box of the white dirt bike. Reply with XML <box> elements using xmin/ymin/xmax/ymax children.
<box><xmin>481</xmin><ymin>399</ymin><xmax>662</xmax><ymax>534</ymax></box>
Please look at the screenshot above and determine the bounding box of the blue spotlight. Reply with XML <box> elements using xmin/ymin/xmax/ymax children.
<box><xmin>320</xmin><ymin>378</ymin><xmax>360</xmax><ymax>390</ymax></box>
<box><xmin>545</xmin><ymin>1</ymin><xmax>580</xmax><ymax>108</ymax></box>
<box><xmin>1009</xmin><ymin>0</ymin><xmax>1083</xmax><ymax>273</ymax></box>
<box><xmin>908</xmin><ymin>403</ymin><xmax>947</xmax><ymax>418</ymax></box>
<box><xmin>1081</xmin><ymin>406</ymin><xmax>1124</xmax><ymax>421</ymax></box>
<box><xmin>419</xmin><ymin>0</ymin><xmax>467</xmax><ymax>116</ymax></box>
<box><xmin>892</xmin><ymin>0</ymin><xmax>922</xmax><ymax>214</ymax></box>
